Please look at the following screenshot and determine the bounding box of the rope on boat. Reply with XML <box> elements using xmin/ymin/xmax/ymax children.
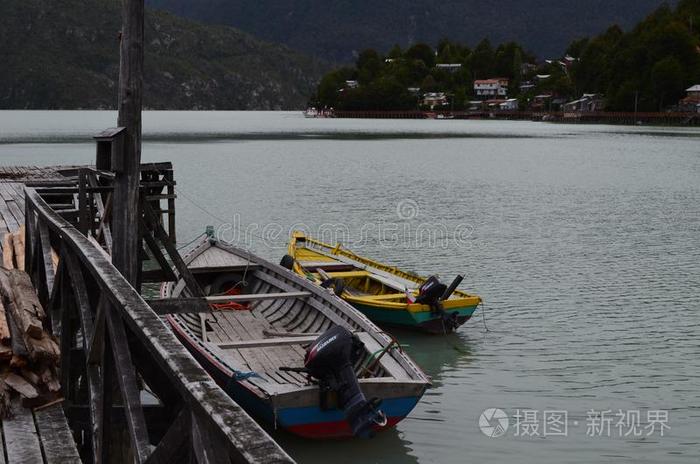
<box><xmin>232</xmin><ymin>369</ymin><xmax>262</xmax><ymax>381</ymax></box>
<box><xmin>480</xmin><ymin>301</ymin><xmax>490</xmax><ymax>332</ymax></box>
<box><xmin>359</xmin><ymin>332</ymin><xmax>407</xmax><ymax>377</ymax></box>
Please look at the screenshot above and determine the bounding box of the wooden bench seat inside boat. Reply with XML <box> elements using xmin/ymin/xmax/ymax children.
<box><xmin>214</xmin><ymin>336</ymin><xmax>318</xmax><ymax>349</ymax></box>
<box><xmin>322</xmin><ymin>270</ymin><xmax>370</xmax><ymax>279</ymax></box>
<box><xmin>298</xmin><ymin>261</ymin><xmax>355</xmax><ymax>272</ymax></box>
<box><xmin>362</xmin><ymin>293</ymin><xmax>408</xmax><ymax>301</ymax></box>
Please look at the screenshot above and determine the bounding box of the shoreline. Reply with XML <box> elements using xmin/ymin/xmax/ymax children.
<box><xmin>320</xmin><ymin>110</ymin><xmax>700</xmax><ymax>126</ymax></box>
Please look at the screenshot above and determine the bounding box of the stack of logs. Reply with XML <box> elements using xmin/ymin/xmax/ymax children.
<box><xmin>0</xmin><ymin>227</ymin><xmax>61</xmax><ymax>418</ymax></box>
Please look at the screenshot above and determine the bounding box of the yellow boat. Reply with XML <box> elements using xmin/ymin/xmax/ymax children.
<box><xmin>283</xmin><ymin>232</ymin><xmax>482</xmax><ymax>334</ymax></box>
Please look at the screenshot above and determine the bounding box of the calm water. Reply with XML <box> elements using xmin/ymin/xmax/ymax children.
<box><xmin>1</xmin><ymin>111</ymin><xmax>699</xmax><ymax>463</ymax></box>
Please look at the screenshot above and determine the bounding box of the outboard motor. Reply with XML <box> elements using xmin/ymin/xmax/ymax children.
<box><xmin>415</xmin><ymin>275</ymin><xmax>459</xmax><ymax>332</ymax></box>
<box><xmin>303</xmin><ymin>326</ymin><xmax>386</xmax><ymax>438</ymax></box>
<box><xmin>415</xmin><ymin>275</ymin><xmax>447</xmax><ymax>308</ymax></box>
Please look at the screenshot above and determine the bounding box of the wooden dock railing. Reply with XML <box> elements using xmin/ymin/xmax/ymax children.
<box><xmin>24</xmin><ymin>184</ymin><xmax>294</xmax><ymax>463</ymax></box>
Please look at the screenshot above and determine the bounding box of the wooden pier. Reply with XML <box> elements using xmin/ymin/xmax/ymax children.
<box><xmin>0</xmin><ymin>162</ymin><xmax>294</xmax><ymax>463</ymax></box>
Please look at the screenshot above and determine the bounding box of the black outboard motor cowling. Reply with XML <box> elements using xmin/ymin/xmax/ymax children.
<box><xmin>415</xmin><ymin>275</ymin><xmax>460</xmax><ymax>332</ymax></box>
<box><xmin>304</xmin><ymin>326</ymin><xmax>386</xmax><ymax>438</ymax></box>
<box><xmin>415</xmin><ymin>275</ymin><xmax>447</xmax><ymax>307</ymax></box>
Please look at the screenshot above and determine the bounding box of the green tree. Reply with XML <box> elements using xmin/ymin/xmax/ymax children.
<box><xmin>356</xmin><ymin>49</ymin><xmax>382</xmax><ymax>84</ymax></box>
<box><xmin>651</xmin><ymin>56</ymin><xmax>686</xmax><ymax>109</ymax></box>
<box><xmin>405</xmin><ymin>43</ymin><xmax>435</xmax><ymax>68</ymax></box>
<box><xmin>316</xmin><ymin>67</ymin><xmax>355</xmax><ymax>107</ymax></box>
<box><xmin>471</xmin><ymin>38</ymin><xmax>495</xmax><ymax>78</ymax></box>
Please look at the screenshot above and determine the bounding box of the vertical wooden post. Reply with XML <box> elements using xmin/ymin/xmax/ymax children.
<box><xmin>78</xmin><ymin>169</ymin><xmax>89</xmax><ymax>235</ymax></box>
<box><xmin>110</xmin><ymin>1</ymin><xmax>147</xmax><ymax>461</ymax></box>
<box><xmin>113</xmin><ymin>0</ymin><xmax>144</xmax><ymax>285</ymax></box>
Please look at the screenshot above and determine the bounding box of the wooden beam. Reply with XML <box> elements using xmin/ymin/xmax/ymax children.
<box><xmin>38</xmin><ymin>219</ymin><xmax>55</xmax><ymax>297</ymax></box>
<box><xmin>147</xmin><ymin>292</ymin><xmax>311</xmax><ymax>315</ymax></box>
<box><xmin>3</xmin><ymin>398</ymin><xmax>44</xmax><ymax>463</ymax></box>
<box><xmin>100</xmin><ymin>338</ymin><xmax>114</xmax><ymax>464</ymax></box>
<box><xmin>87</xmin><ymin>173</ymin><xmax>113</xmax><ymax>254</ymax></box>
<box><xmin>34</xmin><ymin>403</ymin><xmax>82</xmax><ymax>464</ymax></box>
<box><xmin>144</xmin><ymin>408</ymin><xmax>190</xmax><ymax>464</ymax></box>
<box><xmin>63</xmin><ymin>251</ymin><xmax>105</xmax><ymax>463</ymax></box>
<box><xmin>86</xmin><ymin>296</ymin><xmax>106</xmax><ymax>365</ymax></box>
<box><xmin>59</xmin><ymin>261</ymin><xmax>74</xmax><ymax>401</ymax></box>
<box><xmin>191</xmin><ymin>410</ymin><xmax>230</xmax><ymax>464</ymax></box>
<box><xmin>140</xmin><ymin>217</ymin><xmax>176</xmax><ymax>282</ymax></box>
<box><xmin>113</xmin><ymin>0</ymin><xmax>144</xmax><ymax>287</ymax></box>
<box><xmin>142</xmin><ymin>201</ymin><xmax>203</xmax><ymax>296</ymax></box>
<box><xmin>104</xmin><ymin>306</ymin><xmax>151</xmax><ymax>463</ymax></box>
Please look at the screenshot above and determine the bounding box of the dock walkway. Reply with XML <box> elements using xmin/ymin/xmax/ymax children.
<box><xmin>0</xmin><ymin>165</ymin><xmax>82</xmax><ymax>463</ymax></box>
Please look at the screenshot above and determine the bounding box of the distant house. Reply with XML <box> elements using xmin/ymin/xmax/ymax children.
<box><xmin>474</xmin><ymin>78</ymin><xmax>509</xmax><ymax>99</ymax></box>
<box><xmin>686</xmin><ymin>84</ymin><xmax>700</xmax><ymax>98</ymax></box>
<box><xmin>521</xmin><ymin>63</ymin><xmax>538</xmax><ymax>75</ymax></box>
<box><xmin>407</xmin><ymin>87</ymin><xmax>421</xmax><ymax>95</ymax></box>
<box><xmin>482</xmin><ymin>99</ymin><xmax>507</xmax><ymax>110</ymax></box>
<box><xmin>531</xmin><ymin>94</ymin><xmax>553</xmax><ymax>111</ymax></box>
<box><xmin>562</xmin><ymin>94</ymin><xmax>605</xmax><ymax>112</ymax></box>
<box><xmin>519</xmin><ymin>81</ymin><xmax>535</xmax><ymax>92</ymax></box>
<box><xmin>678</xmin><ymin>85</ymin><xmax>700</xmax><ymax>113</ymax></box>
<box><xmin>422</xmin><ymin>92</ymin><xmax>448</xmax><ymax>109</ymax></box>
<box><xmin>499</xmin><ymin>99</ymin><xmax>519</xmax><ymax>111</ymax></box>
<box><xmin>345</xmin><ymin>80</ymin><xmax>359</xmax><ymax>89</ymax></box>
<box><xmin>435</xmin><ymin>63</ymin><xmax>462</xmax><ymax>72</ymax></box>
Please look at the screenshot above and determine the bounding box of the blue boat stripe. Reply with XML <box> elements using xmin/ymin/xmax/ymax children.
<box><xmin>275</xmin><ymin>396</ymin><xmax>420</xmax><ymax>426</ymax></box>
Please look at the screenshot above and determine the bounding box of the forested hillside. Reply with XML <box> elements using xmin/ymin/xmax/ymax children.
<box><xmin>312</xmin><ymin>1</ymin><xmax>700</xmax><ymax>112</ymax></box>
<box><xmin>0</xmin><ymin>0</ymin><xmax>326</xmax><ymax>109</ymax></box>
<box><xmin>147</xmin><ymin>0</ymin><xmax>677</xmax><ymax>62</ymax></box>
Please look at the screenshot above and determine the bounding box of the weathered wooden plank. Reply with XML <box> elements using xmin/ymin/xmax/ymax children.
<box><xmin>5</xmin><ymin>269</ymin><xmax>44</xmax><ymax>338</ymax></box>
<box><xmin>38</xmin><ymin>220</ymin><xmax>56</xmax><ymax>297</ymax></box>
<box><xmin>78</xmin><ymin>170</ymin><xmax>89</xmax><ymax>235</ymax></box>
<box><xmin>62</xmin><ymin>251</ymin><xmax>103</xmax><ymax>463</ymax></box>
<box><xmin>3</xmin><ymin>399</ymin><xmax>44</xmax><ymax>463</ymax></box>
<box><xmin>26</xmin><ymin>188</ymin><xmax>294</xmax><ymax>463</ymax></box>
<box><xmin>86</xmin><ymin>173</ymin><xmax>112</xmax><ymax>254</ymax></box>
<box><xmin>142</xmin><ymin>201</ymin><xmax>203</xmax><ymax>297</ymax></box>
<box><xmin>86</xmin><ymin>296</ymin><xmax>106</xmax><ymax>365</ymax></box>
<box><xmin>191</xmin><ymin>410</ymin><xmax>230</xmax><ymax>464</ymax></box>
<box><xmin>165</xmin><ymin>170</ymin><xmax>176</xmax><ymax>245</ymax></box>
<box><xmin>140</xmin><ymin>218</ymin><xmax>176</xmax><ymax>282</ymax></box>
<box><xmin>0</xmin><ymin>199</ymin><xmax>19</xmax><ymax>232</ymax></box>
<box><xmin>0</xmin><ymin>300</ymin><xmax>10</xmax><ymax>344</ymax></box>
<box><xmin>0</xmin><ymin>423</ymin><xmax>6</xmax><ymax>464</ymax></box>
<box><xmin>214</xmin><ymin>336</ymin><xmax>318</xmax><ymax>349</ymax></box>
<box><xmin>34</xmin><ymin>403</ymin><xmax>82</xmax><ymax>464</ymax></box>
<box><xmin>104</xmin><ymin>306</ymin><xmax>151</xmax><ymax>463</ymax></box>
<box><xmin>147</xmin><ymin>292</ymin><xmax>311</xmax><ymax>315</ymax></box>
<box><xmin>144</xmin><ymin>408</ymin><xmax>190</xmax><ymax>464</ymax></box>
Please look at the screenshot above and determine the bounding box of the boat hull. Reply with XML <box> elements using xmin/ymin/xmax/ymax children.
<box><xmin>168</xmin><ymin>316</ymin><xmax>422</xmax><ymax>439</ymax></box>
<box><xmin>351</xmin><ymin>302</ymin><xmax>479</xmax><ymax>334</ymax></box>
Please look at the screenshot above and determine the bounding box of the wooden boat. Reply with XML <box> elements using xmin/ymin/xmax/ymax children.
<box><xmin>285</xmin><ymin>232</ymin><xmax>482</xmax><ymax>334</ymax></box>
<box><xmin>160</xmin><ymin>233</ymin><xmax>430</xmax><ymax>439</ymax></box>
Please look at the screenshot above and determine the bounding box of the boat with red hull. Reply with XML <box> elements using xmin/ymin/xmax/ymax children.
<box><xmin>161</xmin><ymin>233</ymin><xmax>429</xmax><ymax>439</ymax></box>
